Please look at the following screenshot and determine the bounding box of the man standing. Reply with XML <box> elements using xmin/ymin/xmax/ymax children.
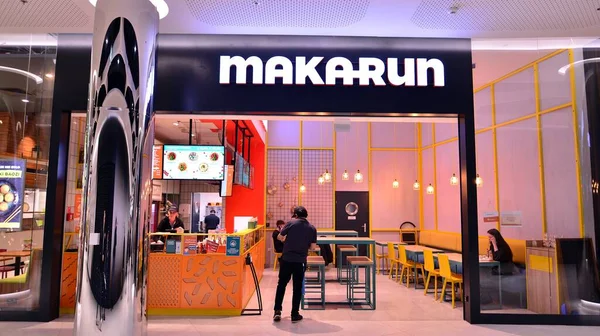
<box><xmin>273</xmin><ymin>206</ymin><xmax>317</xmax><ymax>323</ymax></box>
<box><xmin>204</xmin><ymin>209</ymin><xmax>220</xmax><ymax>233</ymax></box>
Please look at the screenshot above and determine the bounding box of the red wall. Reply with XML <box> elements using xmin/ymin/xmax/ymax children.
<box><xmin>224</xmin><ymin>121</ymin><xmax>265</xmax><ymax>232</ymax></box>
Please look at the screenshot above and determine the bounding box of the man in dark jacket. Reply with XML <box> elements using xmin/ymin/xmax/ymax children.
<box><xmin>273</xmin><ymin>206</ymin><xmax>316</xmax><ymax>323</ymax></box>
<box><xmin>156</xmin><ymin>205</ymin><xmax>184</xmax><ymax>233</ymax></box>
<box><xmin>204</xmin><ymin>210</ymin><xmax>220</xmax><ymax>232</ymax></box>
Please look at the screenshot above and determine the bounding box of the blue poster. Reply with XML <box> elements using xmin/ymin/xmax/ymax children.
<box><xmin>0</xmin><ymin>159</ymin><xmax>26</xmax><ymax>230</ymax></box>
<box><xmin>226</xmin><ymin>236</ymin><xmax>241</xmax><ymax>256</ymax></box>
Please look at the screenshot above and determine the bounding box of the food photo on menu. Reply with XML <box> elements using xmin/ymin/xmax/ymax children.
<box><xmin>162</xmin><ymin>145</ymin><xmax>225</xmax><ymax>180</ymax></box>
<box><xmin>0</xmin><ymin>159</ymin><xmax>26</xmax><ymax>230</ymax></box>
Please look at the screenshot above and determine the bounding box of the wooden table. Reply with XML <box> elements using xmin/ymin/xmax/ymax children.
<box><xmin>317</xmin><ymin>230</ymin><xmax>358</xmax><ymax>237</ymax></box>
<box><xmin>314</xmin><ymin>236</ymin><xmax>377</xmax><ymax>309</ymax></box>
<box><xmin>0</xmin><ymin>251</ymin><xmax>31</xmax><ymax>276</ymax></box>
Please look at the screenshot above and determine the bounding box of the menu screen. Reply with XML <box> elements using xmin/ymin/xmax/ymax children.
<box><xmin>162</xmin><ymin>145</ymin><xmax>225</xmax><ymax>180</ymax></box>
<box><xmin>152</xmin><ymin>145</ymin><xmax>163</xmax><ymax>179</ymax></box>
<box><xmin>0</xmin><ymin>159</ymin><xmax>26</xmax><ymax>230</ymax></box>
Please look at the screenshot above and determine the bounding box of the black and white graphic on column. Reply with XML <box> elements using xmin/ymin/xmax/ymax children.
<box><xmin>85</xmin><ymin>16</ymin><xmax>144</xmax><ymax>318</ymax></box>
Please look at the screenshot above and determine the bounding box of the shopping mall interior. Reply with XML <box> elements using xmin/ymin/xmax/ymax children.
<box><xmin>1</xmin><ymin>0</ymin><xmax>600</xmax><ymax>335</ymax></box>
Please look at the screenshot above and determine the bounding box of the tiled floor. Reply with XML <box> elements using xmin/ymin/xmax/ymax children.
<box><xmin>1</xmin><ymin>269</ymin><xmax>599</xmax><ymax>336</ymax></box>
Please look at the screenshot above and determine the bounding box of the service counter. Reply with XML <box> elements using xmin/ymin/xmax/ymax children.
<box><xmin>147</xmin><ymin>226</ymin><xmax>266</xmax><ymax>316</ymax></box>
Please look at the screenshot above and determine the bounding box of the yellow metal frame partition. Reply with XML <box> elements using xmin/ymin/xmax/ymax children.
<box><xmin>421</xmin><ymin>48</ymin><xmax>584</xmax><ymax>238</ymax></box>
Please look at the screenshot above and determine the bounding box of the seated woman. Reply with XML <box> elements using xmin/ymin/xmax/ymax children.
<box><xmin>487</xmin><ymin>228</ymin><xmax>516</xmax><ymax>275</ymax></box>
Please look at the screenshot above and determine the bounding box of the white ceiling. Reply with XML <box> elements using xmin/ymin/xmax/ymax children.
<box><xmin>1</xmin><ymin>0</ymin><xmax>600</xmax><ymax>39</ymax></box>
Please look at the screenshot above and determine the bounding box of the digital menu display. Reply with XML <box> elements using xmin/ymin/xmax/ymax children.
<box><xmin>0</xmin><ymin>159</ymin><xmax>26</xmax><ymax>230</ymax></box>
<box><xmin>162</xmin><ymin>145</ymin><xmax>225</xmax><ymax>180</ymax></box>
<box><xmin>152</xmin><ymin>145</ymin><xmax>163</xmax><ymax>180</ymax></box>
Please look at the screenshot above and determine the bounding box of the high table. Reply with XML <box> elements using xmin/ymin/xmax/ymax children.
<box><xmin>433</xmin><ymin>253</ymin><xmax>502</xmax><ymax>309</ymax></box>
<box><xmin>317</xmin><ymin>230</ymin><xmax>358</xmax><ymax>237</ymax></box>
<box><xmin>0</xmin><ymin>251</ymin><xmax>31</xmax><ymax>276</ymax></box>
<box><xmin>315</xmin><ymin>236</ymin><xmax>376</xmax><ymax>308</ymax></box>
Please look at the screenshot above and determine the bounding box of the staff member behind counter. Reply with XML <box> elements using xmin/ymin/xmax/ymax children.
<box><xmin>157</xmin><ymin>205</ymin><xmax>185</xmax><ymax>233</ymax></box>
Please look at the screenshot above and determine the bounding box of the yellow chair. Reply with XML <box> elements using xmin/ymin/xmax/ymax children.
<box><xmin>438</xmin><ymin>254</ymin><xmax>463</xmax><ymax>308</ymax></box>
<box><xmin>273</xmin><ymin>252</ymin><xmax>282</xmax><ymax>271</ymax></box>
<box><xmin>386</xmin><ymin>243</ymin><xmax>400</xmax><ymax>280</ymax></box>
<box><xmin>398</xmin><ymin>245</ymin><xmax>424</xmax><ymax>288</ymax></box>
<box><xmin>423</xmin><ymin>249</ymin><xmax>441</xmax><ymax>300</ymax></box>
<box><xmin>376</xmin><ymin>245</ymin><xmax>388</xmax><ymax>275</ymax></box>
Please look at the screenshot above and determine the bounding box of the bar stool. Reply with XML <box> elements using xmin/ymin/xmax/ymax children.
<box><xmin>273</xmin><ymin>252</ymin><xmax>282</xmax><ymax>271</ymax></box>
<box><xmin>337</xmin><ymin>245</ymin><xmax>357</xmax><ymax>284</ymax></box>
<box><xmin>347</xmin><ymin>256</ymin><xmax>375</xmax><ymax>310</ymax></box>
<box><xmin>302</xmin><ymin>256</ymin><xmax>326</xmax><ymax>310</ymax></box>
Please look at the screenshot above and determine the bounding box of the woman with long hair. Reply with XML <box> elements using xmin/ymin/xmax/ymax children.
<box><xmin>487</xmin><ymin>228</ymin><xmax>515</xmax><ymax>275</ymax></box>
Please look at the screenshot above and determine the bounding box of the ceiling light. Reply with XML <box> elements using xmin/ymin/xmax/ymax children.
<box><xmin>476</xmin><ymin>174</ymin><xmax>483</xmax><ymax>188</ymax></box>
<box><xmin>354</xmin><ymin>170</ymin><xmax>363</xmax><ymax>183</ymax></box>
<box><xmin>317</xmin><ymin>175</ymin><xmax>325</xmax><ymax>185</ymax></box>
<box><xmin>88</xmin><ymin>0</ymin><xmax>169</xmax><ymax>19</ymax></box>
<box><xmin>392</xmin><ymin>179</ymin><xmax>399</xmax><ymax>189</ymax></box>
<box><xmin>299</xmin><ymin>184</ymin><xmax>306</xmax><ymax>193</ymax></box>
<box><xmin>342</xmin><ymin>169</ymin><xmax>349</xmax><ymax>181</ymax></box>
<box><xmin>450</xmin><ymin>173</ymin><xmax>458</xmax><ymax>186</ymax></box>
<box><xmin>45</xmin><ymin>73</ymin><xmax>54</xmax><ymax>79</ymax></box>
<box><xmin>173</xmin><ymin>121</ymin><xmax>179</xmax><ymax>126</ymax></box>
<box><xmin>22</xmin><ymin>99</ymin><xmax>29</xmax><ymax>103</ymax></box>
<box><xmin>323</xmin><ymin>170</ymin><xmax>332</xmax><ymax>183</ymax></box>
<box><xmin>0</xmin><ymin>66</ymin><xmax>43</xmax><ymax>84</ymax></box>
<box><xmin>413</xmin><ymin>180</ymin><xmax>420</xmax><ymax>191</ymax></box>
<box><xmin>426</xmin><ymin>184</ymin><xmax>434</xmax><ymax>195</ymax></box>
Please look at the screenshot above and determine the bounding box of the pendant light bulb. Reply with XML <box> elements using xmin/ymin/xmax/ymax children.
<box><xmin>342</xmin><ymin>169</ymin><xmax>349</xmax><ymax>180</ymax></box>
<box><xmin>450</xmin><ymin>173</ymin><xmax>458</xmax><ymax>186</ymax></box>
<box><xmin>300</xmin><ymin>184</ymin><xmax>306</xmax><ymax>193</ymax></box>
<box><xmin>323</xmin><ymin>170</ymin><xmax>332</xmax><ymax>183</ymax></box>
<box><xmin>413</xmin><ymin>180</ymin><xmax>420</xmax><ymax>191</ymax></box>
<box><xmin>354</xmin><ymin>170</ymin><xmax>363</xmax><ymax>183</ymax></box>
<box><xmin>392</xmin><ymin>179</ymin><xmax>399</xmax><ymax>189</ymax></box>
<box><xmin>476</xmin><ymin>174</ymin><xmax>483</xmax><ymax>187</ymax></box>
<box><xmin>317</xmin><ymin>175</ymin><xmax>325</xmax><ymax>185</ymax></box>
<box><xmin>426</xmin><ymin>184</ymin><xmax>434</xmax><ymax>194</ymax></box>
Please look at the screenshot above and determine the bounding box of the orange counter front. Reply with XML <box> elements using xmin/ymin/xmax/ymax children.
<box><xmin>147</xmin><ymin>226</ymin><xmax>265</xmax><ymax>316</ymax></box>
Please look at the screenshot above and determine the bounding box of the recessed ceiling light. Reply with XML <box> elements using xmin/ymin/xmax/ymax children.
<box><xmin>22</xmin><ymin>99</ymin><xmax>30</xmax><ymax>103</ymax></box>
<box><xmin>173</xmin><ymin>121</ymin><xmax>180</xmax><ymax>126</ymax></box>
<box><xmin>191</xmin><ymin>134</ymin><xmax>195</xmax><ymax>137</ymax></box>
<box><xmin>88</xmin><ymin>0</ymin><xmax>169</xmax><ymax>19</ymax></box>
<box><xmin>45</xmin><ymin>73</ymin><xmax>54</xmax><ymax>78</ymax></box>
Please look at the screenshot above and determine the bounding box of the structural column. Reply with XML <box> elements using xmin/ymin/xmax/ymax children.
<box><xmin>74</xmin><ymin>0</ymin><xmax>158</xmax><ymax>335</ymax></box>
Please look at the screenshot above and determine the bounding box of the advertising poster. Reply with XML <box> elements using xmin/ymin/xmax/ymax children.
<box><xmin>162</xmin><ymin>145</ymin><xmax>225</xmax><ymax>180</ymax></box>
<box><xmin>152</xmin><ymin>145</ymin><xmax>163</xmax><ymax>180</ymax></box>
<box><xmin>226</xmin><ymin>236</ymin><xmax>241</xmax><ymax>256</ymax></box>
<box><xmin>183</xmin><ymin>235</ymin><xmax>198</xmax><ymax>255</ymax></box>
<box><xmin>74</xmin><ymin>194</ymin><xmax>82</xmax><ymax>220</ymax></box>
<box><xmin>0</xmin><ymin>159</ymin><xmax>26</xmax><ymax>230</ymax></box>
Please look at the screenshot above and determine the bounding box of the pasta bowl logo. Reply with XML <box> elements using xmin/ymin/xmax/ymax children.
<box><xmin>219</xmin><ymin>55</ymin><xmax>445</xmax><ymax>87</ymax></box>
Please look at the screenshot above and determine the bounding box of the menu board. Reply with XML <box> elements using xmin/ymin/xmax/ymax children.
<box><xmin>0</xmin><ymin>159</ymin><xmax>26</xmax><ymax>230</ymax></box>
<box><xmin>152</xmin><ymin>145</ymin><xmax>163</xmax><ymax>179</ymax></box>
<box><xmin>162</xmin><ymin>145</ymin><xmax>225</xmax><ymax>180</ymax></box>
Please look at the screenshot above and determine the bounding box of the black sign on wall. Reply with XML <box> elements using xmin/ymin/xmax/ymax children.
<box><xmin>154</xmin><ymin>34</ymin><xmax>474</xmax><ymax>116</ymax></box>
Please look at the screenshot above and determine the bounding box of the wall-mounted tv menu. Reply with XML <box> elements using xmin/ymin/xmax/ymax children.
<box><xmin>234</xmin><ymin>153</ymin><xmax>253</xmax><ymax>189</ymax></box>
<box><xmin>162</xmin><ymin>145</ymin><xmax>225</xmax><ymax>180</ymax></box>
<box><xmin>220</xmin><ymin>165</ymin><xmax>234</xmax><ymax>197</ymax></box>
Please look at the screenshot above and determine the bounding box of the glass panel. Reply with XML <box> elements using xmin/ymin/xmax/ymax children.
<box><xmin>474</xmin><ymin>40</ymin><xmax>600</xmax><ymax>315</ymax></box>
<box><xmin>0</xmin><ymin>34</ymin><xmax>57</xmax><ymax>312</ymax></box>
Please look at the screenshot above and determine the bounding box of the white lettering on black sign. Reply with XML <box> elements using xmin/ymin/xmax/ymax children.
<box><xmin>219</xmin><ymin>56</ymin><xmax>445</xmax><ymax>87</ymax></box>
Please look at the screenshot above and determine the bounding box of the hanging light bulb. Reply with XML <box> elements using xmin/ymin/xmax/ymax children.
<box><xmin>413</xmin><ymin>180</ymin><xmax>420</xmax><ymax>190</ymax></box>
<box><xmin>323</xmin><ymin>170</ymin><xmax>332</xmax><ymax>183</ymax></box>
<box><xmin>342</xmin><ymin>169</ymin><xmax>349</xmax><ymax>180</ymax></box>
<box><xmin>300</xmin><ymin>184</ymin><xmax>306</xmax><ymax>193</ymax></box>
<box><xmin>450</xmin><ymin>173</ymin><xmax>458</xmax><ymax>186</ymax></box>
<box><xmin>426</xmin><ymin>184</ymin><xmax>434</xmax><ymax>194</ymax></box>
<box><xmin>476</xmin><ymin>174</ymin><xmax>483</xmax><ymax>187</ymax></box>
<box><xmin>317</xmin><ymin>175</ymin><xmax>325</xmax><ymax>185</ymax></box>
<box><xmin>392</xmin><ymin>179</ymin><xmax>399</xmax><ymax>189</ymax></box>
<box><xmin>354</xmin><ymin>170</ymin><xmax>363</xmax><ymax>183</ymax></box>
